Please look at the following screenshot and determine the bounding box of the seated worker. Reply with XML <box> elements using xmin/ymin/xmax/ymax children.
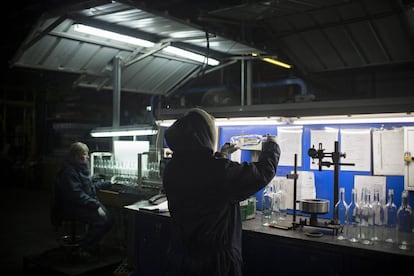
<box><xmin>51</xmin><ymin>141</ymin><xmax>115</xmax><ymax>258</ymax></box>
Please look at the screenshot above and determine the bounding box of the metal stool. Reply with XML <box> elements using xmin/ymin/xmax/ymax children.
<box><xmin>58</xmin><ymin>220</ymin><xmax>86</xmax><ymax>262</ymax></box>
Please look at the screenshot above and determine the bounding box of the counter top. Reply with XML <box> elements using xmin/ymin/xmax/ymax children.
<box><xmin>97</xmin><ymin>185</ymin><xmax>160</xmax><ymax>207</ymax></box>
<box><xmin>242</xmin><ymin>215</ymin><xmax>414</xmax><ymax>258</ymax></box>
<box><xmin>126</xmin><ymin>203</ymin><xmax>414</xmax><ymax>258</ymax></box>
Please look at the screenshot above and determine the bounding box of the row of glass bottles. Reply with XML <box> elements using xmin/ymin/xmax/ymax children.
<box><xmin>336</xmin><ymin>187</ymin><xmax>413</xmax><ymax>250</ymax></box>
<box><xmin>261</xmin><ymin>179</ymin><xmax>287</xmax><ymax>226</ymax></box>
<box><xmin>93</xmin><ymin>158</ymin><xmax>138</xmax><ymax>186</ymax></box>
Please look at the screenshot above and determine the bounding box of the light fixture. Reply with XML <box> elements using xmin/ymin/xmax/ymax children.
<box><xmin>251</xmin><ymin>52</ymin><xmax>292</xmax><ymax>69</ymax></box>
<box><xmin>90</xmin><ymin>126</ymin><xmax>158</xmax><ymax>137</ymax></box>
<box><xmin>156</xmin><ymin>112</ymin><xmax>414</xmax><ymax>127</ymax></box>
<box><xmin>215</xmin><ymin>117</ymin><xmax>285</xmax><ymax>126</ymax></box>
<box><xmin>261</xmin><ymin>58</ymin><xmax>292</xmax><ymax>69</ymax></box>
<box><xmin>73</xmin><ymin>24</ymin><xmax>219</xmax><ymax>66</ymax></box>
<box><xmin>291</xmin><ymin>113</ymin><xmax>414</xmax><ymax>125</ymax></box>
<box><xmin>156</xmin><ymin>117</ymin><xmax>285</xmax><ymax>127</ymax></box>
<box><xmin>164</xmin><ymin>46</ymin><xmax>219</xmax><ymax>66</ymax></box>
<box><xmin>73</xmin><ymin>24</ymin><xmax>155</xmax><ymax>48</ymax></box>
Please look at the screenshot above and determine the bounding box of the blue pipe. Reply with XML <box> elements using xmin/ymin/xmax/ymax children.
<box><xmin>170</xmin><ymin>78</ymin><xmax>308</xmax><ymax>96</ymax></box>
<box><xmin>252</xmin><ymin>78</ymin><xmax>308</xmax><ymax>95</ymax></box>
<box><xmin>151</xmin><ymin>78</ymin><xmax>309</xmax><ymax>116</ymax></box>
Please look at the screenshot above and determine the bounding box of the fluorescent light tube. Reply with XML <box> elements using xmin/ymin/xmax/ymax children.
<box><xmin>156</xmin><ymin>113</ymin><xmax>414</xmax><ymax>127</ymax></box>
<box><xmin>164</xmin><ymin>46</ymin><xmax>219</xmax><ymax>66</ymax></box>
<box><xmin>261</xmin><ymin>58</ymin><xmax>292</xmax><ymax>69</ymax></box>
<box><xmin>73</xmin><ymin>24</ymin><xmax>155</xmax><ymax>47</ymax></box>
<box><xmin>215</xmin><ymin>117</ymin><xmax>284</xmax><ymax>126</ymax></box>
<box><xmin>292</xmin><ymin>113</ymin><xmax>414</xmax><ymax>125</ymax></box>
<box><xmin>156</xmin><ymin>117</ymin><xmax>284</xmax><ymax>127</ymax></box>
<box><xmin>91</xmin><ymin>127</ymin><xmax>158</xmax><ymax>137</ymax></box>
<box><xmin>73</xmin><ymin>24</ymin><xmax>219</xmax><ymax>66</ymax></box>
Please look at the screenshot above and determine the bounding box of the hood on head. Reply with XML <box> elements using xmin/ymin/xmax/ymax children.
<box><xmin>164</xmin><ymin>108</ymin><xmax>217</xmax><ymax>152</ymax></box>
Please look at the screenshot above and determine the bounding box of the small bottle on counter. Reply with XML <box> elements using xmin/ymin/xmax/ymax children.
<box><xmin>397</xmin><ymin>190</ymin><xmax>413</xmax><ymax>250</ymax></box>
<box><xmin>360</xmin><ymin>190</ymin><xmax>374</xmax><ymax>245</ymax></box>
<box><xmin>345</xmin><ymin>188</ymin><xmax>360</xmax><ymax>243</ymax></box>
<box><xmin>274</xmin><ymin>179</ymin><xmax>287</xmax><ymax>221</ymax></box>
<box><xmin>335</xmin><ymin>187</ymin><xmax>348</xmax><ymax>240</ymax></box>
<box><xmin>261</xmin><ymin>184</ymin><xmax>274</xmax><ymax>227</ymax></box>
<box><xmin>372</xmin><ymin>189</ymin><xmax>385</xmax><ymax>242</ymax></box>
<box><xmin>383</xmin><ymin>189</ymin><xmax>398</xmax><ymax>243</ymax></box>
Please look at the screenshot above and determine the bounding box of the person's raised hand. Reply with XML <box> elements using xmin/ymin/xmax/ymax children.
<box><xmin>220</xmin><ymin>142</ymin><xmax>239</xmax><ymax>158</ymax></box>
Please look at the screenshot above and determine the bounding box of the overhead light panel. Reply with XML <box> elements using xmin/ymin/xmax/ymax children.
<box><xmin>90</xmin><ymin>126</ymin><xmax>158</xmax><ymax>137</ymax></box>
<box><xmin>73</xmin><ymin>24</ymin><xmax>219</xmax><ymax>66</ymax></box>
<box><xmin>164</xmin><ymin>46</ymin><xmax>219</xmax><ymax>66</ymax></box>
<box><xmin>291</xmin><ymin>113</ymin><xmax>414</xmax><ymax>125</ymax></box>
<box><xmin>156</xmin><ymin>112</ymin><xmax>414</xmax><ymax>127</ymax></box>
<box><xmin>156</xmin><ymin>117</ymin><xmax>285</xmax><ymax>127</ymax></box>
<box><xmin>215</xmin><ymin>117</ymin><xmax>285</xmax><ymax>126</ymax></box>
<box><xmin>73</xmin><ymin>24</ymin><xmax>155</xmax><ymax>48</ymax></box>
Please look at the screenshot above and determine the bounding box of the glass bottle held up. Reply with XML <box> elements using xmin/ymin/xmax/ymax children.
<box><xmin>345</xmin><ymin>188</ymin><xmax>360</xmax><ymax>243</ymax></box>
<box><xmin>335</xmin><ymin>187</ymin><xmax>348</xmax><ymax>240</ymax></box>
<box><xmin>397</xmin><ymin>190</ymin><xmax>413</xmax><ymax>250</ymax></box>
<box><xmin>230</xmin><ymin>134</ymin><xmax>264</xmax><ymax>148</ymax></box>
<box><xmin>383</xmin><ymin>189</ymin><xmax>398</xmax><ymax>243</ymax></box>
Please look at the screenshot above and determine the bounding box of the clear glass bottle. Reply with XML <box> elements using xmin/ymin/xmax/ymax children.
<box><xmin>274</xmin><ymin>179</ymin><xmax>287</xmax><ymax>221</ymax></box>
<box><xmin>397</xmin><ymin>190</ymin><xmax>413</xmax><ymax>250</ymax></box>
<box><xmin>358</xmin><ymin>187</ymin><xmax>366</xmax><ymax>213</ymax></box>
<box><xmin>360</xmin><ymin>190</ymin><xmax>374</xmax><ymax>245</ymax></box>
<box><xmin>372</xmin><ymin>189</ymin><xmax>385</xmax><ymax>242</ymax></box>
<box><xmin>230</xmin><ymin>134</ymin><xmax>264</xmax><ymax>148</ymax></box>
<box><xmin>383</xmin><ymin>189</ymin><xmax>398</xmax><ymax>243</ymax></box>
<box><xmin>261</xmin><ymin>184</ymin><xmax>274</xmax><ymax>226</ymax></box>
<box><xmin>345</xmin><ymin>188</ymin><xmax>360</xmax><ymax>243</ymax></box>
<box><xmin>335</xmin><ymin>187</ymin><xmax>348</xmax><ymax>240</ymax></box>
<box><xmin>271</xmin><ymin>179</ymin><xmax>279</xmax><ymax>225</ymax></box>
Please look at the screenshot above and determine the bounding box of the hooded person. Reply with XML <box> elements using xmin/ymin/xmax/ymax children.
<box><xmin>162</xmin><ymin>107</ymin><xmax>281</xmax><ymax>276</ymax></box>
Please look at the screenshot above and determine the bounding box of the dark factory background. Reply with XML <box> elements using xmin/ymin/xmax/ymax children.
<box><xmin>1</xmin><ymin>0</ymin><xmax>414</xmax><ymax>275</ymax></box>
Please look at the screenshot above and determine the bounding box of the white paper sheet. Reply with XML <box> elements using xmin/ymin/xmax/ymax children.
<box><xmin>277</xmin><ymin>126</ymin><xmax>303</xmax><ymax>166</ymax></box>
<box><xmin>138</xmin><ymin>200</ymin><xmax>169</xmax><ymax>213</ymax></box>
<box><xmin>404</xmin><ymin>126</ymin><xmax>414</xmax><ymax>190</ymax></box>
<box><xmin>340</xmin><ymin>128</ymin><xmax>371</xmax><ymax>171</ymax></box>
<box><xmin>372</xmin><ymin>128</ymin><xmax>404</xmax><ymax>175</ymax></box>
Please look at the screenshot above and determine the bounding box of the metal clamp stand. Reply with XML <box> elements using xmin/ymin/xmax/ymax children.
<box><xmin>286</xmin><ymin>153</ymin><xmax>298</xmax><ymax>225</ymax></box>
<box><xmin>288</xmin><ymin>154</ymin><xmax>339</xmax><ymax>234</ymax></box>
<box><xmin>308</xmin><ymin>141</ymin><xmax>355</xmax><ymax>227</ymax></box>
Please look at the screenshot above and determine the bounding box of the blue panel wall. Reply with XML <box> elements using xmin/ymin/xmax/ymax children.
<box><xmin>218</xmin><ymin>122</ymin><xmax>414</xmax><ymax>220</ymax></box>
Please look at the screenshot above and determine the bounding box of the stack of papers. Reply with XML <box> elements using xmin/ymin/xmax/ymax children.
<box><xmin>138</xmin><ymin>200</ymin><xmax>169</xmax><ymax>213</ymax></box>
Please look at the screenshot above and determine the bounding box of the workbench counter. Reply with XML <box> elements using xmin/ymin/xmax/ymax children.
<box><xmin>124</xmin><ymin>204</ymin><xmax>414</xmax><ymax>275</ymax></box>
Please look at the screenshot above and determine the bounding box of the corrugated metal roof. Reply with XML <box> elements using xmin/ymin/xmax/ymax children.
<box><xmin>202</xmin><ymin>0</ymin><xmax>414</xmax><ymax>73</ymax></box>
<box><xmin>11</xmin><ymin>0</ymin><xmax>265</xmax><ymax>95</ymax></box>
